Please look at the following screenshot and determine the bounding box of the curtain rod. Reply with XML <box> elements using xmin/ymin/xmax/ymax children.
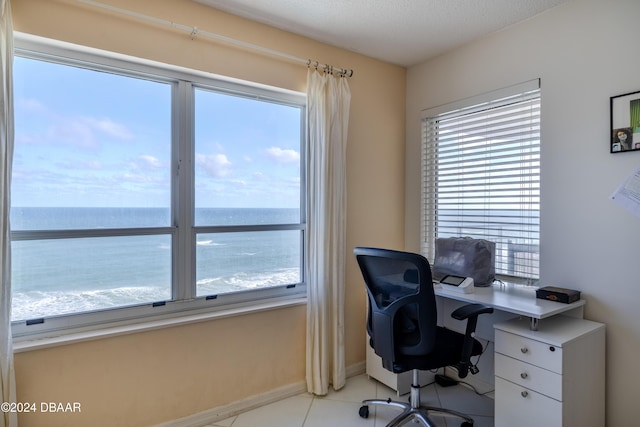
<box><xmin>76</xmin><ymin>0</ymin><xmax>354</xmax><ymax>77</ymax></box>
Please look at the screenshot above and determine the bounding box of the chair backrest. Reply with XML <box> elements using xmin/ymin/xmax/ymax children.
<box><xmin>353</xmin><ymin>247</ymin><xmax>438</xmax><ymax>372</ymax></box>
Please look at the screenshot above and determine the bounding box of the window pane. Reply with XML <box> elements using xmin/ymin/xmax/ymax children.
<box><xmin>11</xmin><ymin>55</ymin><xmax>174</xmax><ymax>321</ymax></box>
<box><xmin>11</xmin><ymin>235</ymin><xmax>172</xmax><ymax>321</ymax></box>
<box><xmin>12</xmin><ymin>56</ymin><xmax>172</xmax><ymax>227</ymax></box>
<box><xmin>196</xmin><ymin>230</ymin><xmax>301</xmax><ymax>297</ymax></box>
<box><xmin>194</xmin><ymin>88</ymin><xmax>302</xmax><ymax>226</ymax></box>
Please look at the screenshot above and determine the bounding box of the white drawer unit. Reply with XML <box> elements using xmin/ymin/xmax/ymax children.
<box><xmin>494</xmin><ymin>316</ymin><xmax>605</xmax><ymax>427</ymax></box>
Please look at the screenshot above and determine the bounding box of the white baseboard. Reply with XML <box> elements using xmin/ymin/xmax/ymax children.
<box><xmin>155</xmin><ymin>361</ymin><xmax>366</xmax><ymax>427</ymax></box>
<box><xmin>346</xmin><ymin>360</ymin><xmax>366</xmax><ymax>378</ymax></box>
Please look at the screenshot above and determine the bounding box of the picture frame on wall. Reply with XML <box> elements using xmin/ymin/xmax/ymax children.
<box><xmin>611</xmin><ymin>90</ymin><xmax>640</xmax><ymax>153</ymax></box>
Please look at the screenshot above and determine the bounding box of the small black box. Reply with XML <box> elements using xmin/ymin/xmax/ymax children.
<box><xmin>536</xmin><ymin>286</ymin><xmax>581</xmax><ymax>304</ymax></box>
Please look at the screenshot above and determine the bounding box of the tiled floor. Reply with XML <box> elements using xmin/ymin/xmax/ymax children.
<box><xmin>206</xmin><ymin>374</ymin><xmax>494</xmax><ymax>427</ymax></box>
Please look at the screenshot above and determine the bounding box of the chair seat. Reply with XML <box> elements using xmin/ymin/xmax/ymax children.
<box><xmin>389</xmin><ymin>327</ymin><xmax>483</xmax><ymax>374</ymax></box>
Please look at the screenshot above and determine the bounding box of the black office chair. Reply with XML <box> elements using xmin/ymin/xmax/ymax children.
<box><xmin>354</xmin><ymin>247</ymin><xmax>493</xmax><ymax>427</ymax></box>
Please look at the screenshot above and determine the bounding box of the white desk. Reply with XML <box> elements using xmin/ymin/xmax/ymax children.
<box><xmin>434</xmin><ymin>282</ymin><xmax>586</xmax><ymax>330</ymax></box>
<box><xmin>366</xmin><ymin>282</ymin><xmax>588</xmax><ymax>394</ymax></box>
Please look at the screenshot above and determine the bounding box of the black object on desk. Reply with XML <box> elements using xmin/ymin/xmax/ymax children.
<box><xmin>536</xmin><ymin>286</ymin><xmax>581</xmax><ymax>304</ymax></box>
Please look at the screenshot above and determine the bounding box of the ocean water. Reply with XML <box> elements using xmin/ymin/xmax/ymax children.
<box><xmin>10</xmin><ymin>207</ymin><xmax>302</xmax><ymax>321</ymax></box>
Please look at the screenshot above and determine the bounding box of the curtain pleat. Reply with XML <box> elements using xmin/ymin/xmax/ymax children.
<box><xmin>0</xmin><ymin>1</ymin><xmax>17</xmax><ymax>426</ymax></box>
<box><xmin>305</xmin><ymin>68</ymin><xmax>350</xmax><ymax>395</ymax></box>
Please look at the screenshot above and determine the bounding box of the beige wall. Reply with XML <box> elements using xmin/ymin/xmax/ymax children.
<box><xmin>12</xmin><ymin>0</ymin><xmax>407</xmax><ymax>426</ymax></box>
<box><xmin>15</xmin><ymin>308</ymin><xmax>307</xmax><ymax>426</ymax></box>
<box><xmin>406</xmin><ymin>0</ymin><xmax>640</xmax><ymax>425</ymax></box>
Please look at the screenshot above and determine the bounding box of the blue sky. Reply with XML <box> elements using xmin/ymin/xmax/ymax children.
<box><xmin>12</xmin><ymin>56</ymin><xmax>302</xmax><ymax>209</ymax></box>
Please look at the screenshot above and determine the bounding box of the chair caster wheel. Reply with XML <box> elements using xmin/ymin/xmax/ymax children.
<box><xmin>461</xmin><ymin>422</ymin><xmax>474</xmax><ymax>427</ymax></box>
<box><xmin>359</xmin><ymin>405</ymin><xmax>369</xmax><ymax>418</ymax></box>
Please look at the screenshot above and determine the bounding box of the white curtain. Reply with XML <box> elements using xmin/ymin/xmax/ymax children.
<box><xmin>305</xmin><ymin>67</ymin><xmax>351</xmax><ymax>395</ymax></box>
<box><xmin>0</xmin><ymin>1</ymin><xmax>16</xmax><ymax>426</ymax></box>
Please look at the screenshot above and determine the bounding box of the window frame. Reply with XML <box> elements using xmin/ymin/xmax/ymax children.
<box><xmin>10</xmin><ymin>33</ymin><xmax>307</xmax><ymax>339</ymax></box>
<box><xmin>420</xmin><ymin>79</ymin><xmax>541</xmax><ymax>284</ymax></box>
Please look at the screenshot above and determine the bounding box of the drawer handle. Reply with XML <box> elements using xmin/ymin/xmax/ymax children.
<box><xmin>520</xmin><ymin>372</ymin><xmax>528</xmax><ymax>379</ymax></box>
<box><xmin>521</xmin><ymin>391</ymin><xmax>529</xmax><ymax>398</ymax></box>
<box><xmin>520</xmin><ymin>347</ymin><xmax>529</xmax><ymax>354</ymax></box>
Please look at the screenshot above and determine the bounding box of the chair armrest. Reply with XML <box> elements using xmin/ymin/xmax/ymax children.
<box><xmin>449</xmin><ymin>303</ymin><xmax>493</xmax><ymax>378</ymax></box>
<box><xmin>451</xmin><ymin>303</ymin><xmax>494</xmax><ymax>321</ymax></box>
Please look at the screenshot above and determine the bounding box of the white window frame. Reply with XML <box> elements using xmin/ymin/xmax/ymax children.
<box><xmin>11</xmin><ymin>33</ymin><xmax>307</xmax><ymax>340</ymax></box>
<box><xmin>421</xmin><ymin>79</ymin><xmax>541</xmax><ymax>284</ymax></box>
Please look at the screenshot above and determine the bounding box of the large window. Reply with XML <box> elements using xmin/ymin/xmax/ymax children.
<box><xmin>421</xmin><ymin>80</ymin><xmax>540</xmax><ymax>283</ymax></box>
<box><xmin>11</xmin><ymin>36</ymin><xmax>306</xmax><ymax>335</ymax></box>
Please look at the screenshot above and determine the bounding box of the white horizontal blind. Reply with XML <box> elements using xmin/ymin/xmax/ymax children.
<box><xmin>422</xmin><ymin>82</ymin><xmax>540</xmax><ymax>283</ymax></box>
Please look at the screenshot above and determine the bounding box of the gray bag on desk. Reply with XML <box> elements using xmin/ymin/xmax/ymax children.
<box><xmin>433</xmin><ymin>237</ymin><xmax>496</xmax><ymax>287</ymax></box>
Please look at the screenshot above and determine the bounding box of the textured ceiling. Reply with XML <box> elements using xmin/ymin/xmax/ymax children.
<box><xmin>195</xmin><ymin>0</ymin><xmax>570</xmax><ymax>67</ymax></box>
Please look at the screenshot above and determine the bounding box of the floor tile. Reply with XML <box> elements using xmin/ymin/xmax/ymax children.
<box><xmin>200</xmin><ymin>374</ymin><xmax>493</xmax><ymax>427</ymax></box>
<box><xmin>223</xmin><ymin>394</ymin><xmax>313</xmax><ymax>427</ymax></box>
<box><xmin>435</xmin><ymin>383</ymin><xmax>494</xmax><ymax>418</ymax></box>
<box><xmin>208</xmin><ymin>415</ymin><xmax>236</xmax><ymax>426</ymax></box>
<box><xmin>325</xmin><ymin>374</ymin><xmax>379</xmax><ymax>403</ymax></box>
<box><xmin>304</xmin><ymin>398</ymin><xmax>375</xmax><ymax>427</ymax></box>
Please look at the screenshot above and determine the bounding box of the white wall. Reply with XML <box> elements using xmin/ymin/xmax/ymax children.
<box><xmin>405</xmin><ymin>0</ymin><xmax>640</xmax><ymax>425</ymax></box>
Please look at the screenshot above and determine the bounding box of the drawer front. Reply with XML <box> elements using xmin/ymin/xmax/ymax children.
<box><xmin>495</xmin><ymin>377</ymin><xmax>562</xmax><ymax>427</ymax></box>
<box><xmin>495</xmin><ymin>330</ymin><xmax>563</xmax><ymax>373</ymax></box>
<box><xmin>495</xmin><ymin>353</ymin><xmax>562</xmax><ymax>400</ymax></box>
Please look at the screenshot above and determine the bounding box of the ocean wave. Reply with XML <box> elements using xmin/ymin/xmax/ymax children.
<box><xmin>196</xmin><ymin>239</ymin><xmax>224</xmax><ymax>246</ymax></box>
<box><xmin>12</xmin><ymin>268</ymin><xmax>301</xmax><ymax>321</ymax></box>
<box><xmin>12</xmin><ymin>286</ymin><xmax>170</xmax><ymax>321</ymax></box>
<box><xmin>197</xmin><ymin>268</ymin><xmax>300</xmax><ymax>294</ymax></box>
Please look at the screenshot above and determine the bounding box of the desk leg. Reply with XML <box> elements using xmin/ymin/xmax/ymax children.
<box><xmin>529</xmin><ymin>317</ymin><xmax>539</xmax><ymax>331</ymax></box>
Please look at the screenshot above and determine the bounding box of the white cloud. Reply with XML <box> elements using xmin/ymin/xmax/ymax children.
<box><xmin>49</xmin><ymin>120</ymin><xmax>97</xmax><ymax>148</ymax></box>
<box><xmin>121</xmin><ymin>172</ymin><xmax>162</xmax><ymax>184</ymax></box>
<box><xmin>16</xmin><ymin>97</ymin><xmax>133</xmax><ymax>148</ymax></box>
<box><xmin>47</xmin><ymin>116</ymin><xmax>134</xmax><ymax>149</ymax></box>
<box><xmin>82</xmin><ymin>117</ymin><xmax>133</xmax><ymax>140</ymax></box>
<box><xmin>253</xmin><ymin>171</ymin><xmax>269</xmax><ymax>181</ymax></box>
<box><xmin>195</xmin><ymin>153</ymin><xmax>232</xmax><ymax>177</ymax></box>
<box><xmin>265</xmin><ymin>147</ymin><xmax>300</xmax><ymax>164</ymax></box>
<box><xmin>17</xmin><ymin>97</ymin><xmax>48</xmax><ymax>114</ymax></box>
<box><xmin>139</xmin><ymin>155</ymin><xmax>163</xmax><ymax>169</ymax></box>
<box><xmin>55</xmin><ymin>159</ymin><xmax>103</xmax><ymax>170</ymax></box>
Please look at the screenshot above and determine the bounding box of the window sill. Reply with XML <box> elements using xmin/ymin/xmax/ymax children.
<box><xmin>13</xmin><ymin>296</ymin><xmax>307</xmax><ymax>353</ymax></box>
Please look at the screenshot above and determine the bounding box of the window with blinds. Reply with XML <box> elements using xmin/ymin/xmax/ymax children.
<box><xmin>421</xmin><ymin>80</ymin><xmax>540</xmax><ymax>283</ymax></box>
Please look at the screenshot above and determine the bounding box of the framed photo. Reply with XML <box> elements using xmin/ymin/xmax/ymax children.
<box><xmin>611</xmin><ymin>90</ymin><xmax>640</xmax><ymax>153</ymax></box>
